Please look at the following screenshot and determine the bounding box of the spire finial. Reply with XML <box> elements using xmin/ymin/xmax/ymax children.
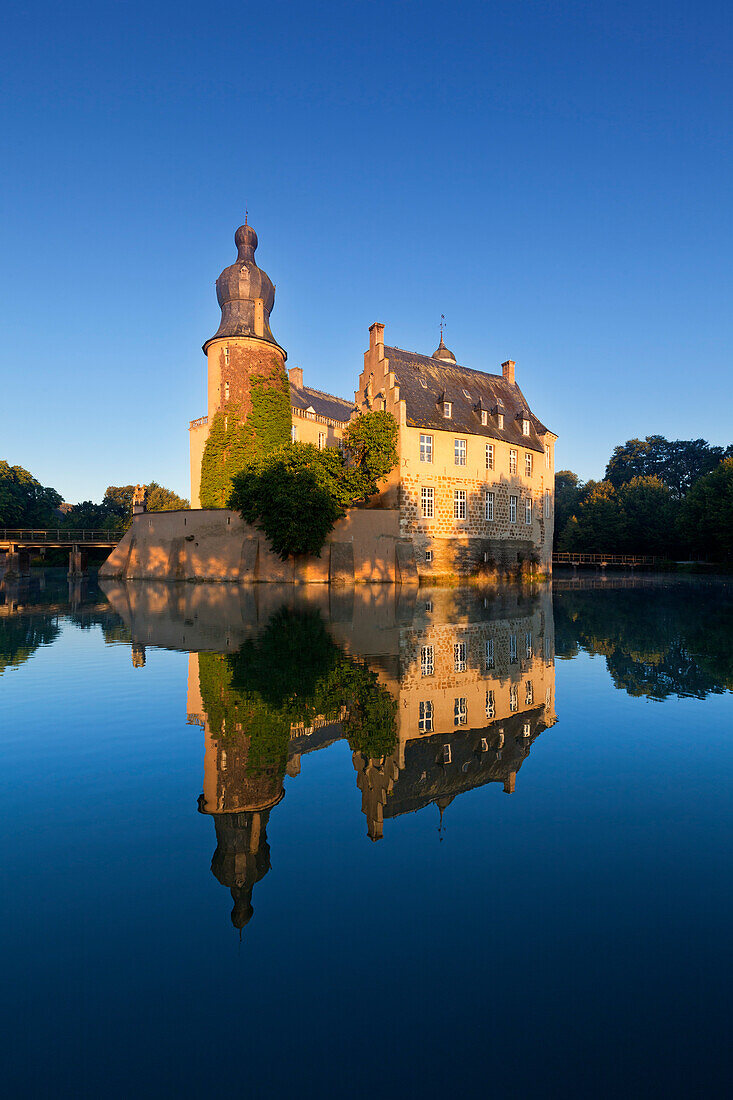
<box><xmin>244</xmin><ymin>209</ymin><xmax>248</xmax><ymax>227</ymax></box>
<box><xmin>440</xmin><ymin>313</ymin><xmax>445</xmax><ymax>342</ymax></box>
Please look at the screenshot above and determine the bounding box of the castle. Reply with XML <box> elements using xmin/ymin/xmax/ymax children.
<box><xmin>188</xmin><ymin>219</ymin><xmax>556</xmax><ymax>579</ymax></box>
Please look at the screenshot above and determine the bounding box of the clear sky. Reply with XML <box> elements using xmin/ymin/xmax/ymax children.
<box><xmin>1</xmin><ymin>0</ymin><xmax>730</xmax><ymax>503</ymax></box>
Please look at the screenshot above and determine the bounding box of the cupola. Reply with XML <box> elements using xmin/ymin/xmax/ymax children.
<box><xmin>431</xmin><ymin>334</ymin><xmax>457</xmax><ymax>364</ymax></box>
<box><xmin>204</xmin><ymin>218</ymin><xmax>280</xmax><ymax>352</ymax></box>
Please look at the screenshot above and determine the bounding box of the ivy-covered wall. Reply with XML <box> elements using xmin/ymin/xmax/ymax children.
<box><xmin>199</xmin><ymin>344</ymin><xmax>292</xmax><ymax>509</ymax></box>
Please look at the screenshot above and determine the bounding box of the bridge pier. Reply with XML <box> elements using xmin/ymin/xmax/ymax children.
<box><xmin>68</xmin><ymin>548</ymin><xmax>88</xmax><ymax>577</ymax></box>
<box><xmin>4</xmin><ymin>549</ymin><xmax>31</xmax><ymax>576</ymax></box>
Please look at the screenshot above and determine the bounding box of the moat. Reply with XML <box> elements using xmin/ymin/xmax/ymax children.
<box><xmin>1</xmin><ymin>570</ymin><xmax>731</xmax><ymax>1097</ymax></box>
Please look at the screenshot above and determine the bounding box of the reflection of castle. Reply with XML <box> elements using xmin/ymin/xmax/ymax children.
<box><xmin>101</xmin><ymin>580</ymin><xmax>556</xmax><ymax>929</ymax></box>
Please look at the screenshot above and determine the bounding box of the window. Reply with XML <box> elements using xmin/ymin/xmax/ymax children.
<box><xmin>442</xmin><ymin>744</ymin><xmax>452</xmax><ymax>763</ymax></box>
<box><xmin>497</xmin><ymin>413</ymin><xmax>504</xmax><ymax>429</ymax></box>
<box><xmin>419</xmin><ymin>700</ymin><xmax>433</xmax><ymax>732</ymax></box>
<box><xmin>454</xmin><ymin>642</ymin><xmax>467</xmax><ymax>673</ymax></box>
<box><xmin>224</xmin><ymin>415</ymin><xmax>228</xmax><ymax>432</ymax></box>
<box><xmin>486</xmin><ymin>443</ymin><xmax>494</xmax><ymax>470</ymax></box>
<box><xmin>421</xmin><ymin>645</ymin><xmax>434</xmax><ymax>676</ymax></box>
<box><xmin>443</xmin><ymin>401</ymin><xmax>452</xmax><ymax>419</ymax></box>
<box><xmin>509</xmin><ymin>495</ymin><xmax>517</xmax><ymax>523</ymax></box>
<box><xmin>224</xmin><ymin>381</ymin><xmax>230</xmax><ymax>401</ymax></box>
<box><xmin>525</xmin><ymin>452</ymin><xmax>533</xmax><ymax>477</ymax></box>
<box><xmin>481</xmin><ymin>737</ymin><xmax>489</xmax><ymax>752</ymax></box>
<box><xmin>425</xmin><ymin>549</ymin><xmax>433</xmax><ymax>563</ymax></box>
<box><xmin>425</xmin><ymin>599</ymin><xmax>433</xmax><ymax>612</ymax></box>
<box><xmin>421</xmin><ymin>486</ymin><xmax>434</xmax><ymax>518</ymax></box>
<box><xmin>545</xmin><ymin>489</ymin><xmax>551</xmax><ymax>517</ymax></box>
<box><xmin>485</xmin><ymin>491</ymin><xmax>494</xmax><ymax>521</ymax></box>
<box><xmin>545</xmin><ymin>687</ymin><xmax>552</xmax><ymax>709</ymax></box>
<box><xmin>509</xmin><ymin>449</ymin><xmax>517</xmax><ymax>475</ymax></box>
<box><xmin>318</xmin><ymin>432</ymin><xmax>326</xmax><ymax>449</ymax></box>
<box><xmin>523</xmin><ymin>722</ymin><xmax>531</xmax><ymax>738</ymax></box>
<box><xmin>454</xmin><ymin>697</ymin><xmax>467</xmax><ymax>726</ymax></box>
<box><xmin>486</xmin><ymin>690</ymin><xmax>495</xmax><ymax>720</ymax></box>
<box><xmin>454</xmin><ymin>490</ymin><xmax>467</xmax><ymax>520</ymax></box>
<box><xmin>544</xmin><ymin>636</ymin><xmax>551</xmax><ymax>661</ymax></box>
<box><xmin>485</xmin><ymin>638</ymin><xmax>495</xmax><ymax>670</ymax></box>
<box><xmin>463</xmin><ymin>388</ymin><xmax>471</xmax><ymax>399</ymax></box>
<box><xmin>420</xmin><ymin>433</ymin><xmax>433</xmax><ymax>463</ymax></box>
<box><xmin>522</xmin><ymin>418</ymin><xmax>530</xmax><ymax>436</ymax></box>
<box><xmin>291</xmin><ymin>424</ymin><xmax>297</xmax><ymax>443</ymax></box>
<box><xmin>481</xmin><ymin>410</ymin><xmax>488</xmax><ymax>425</ymax></box>
<box><xmin>545</xmin><ymin>444</ymin><xmax>552</xmax><ymax>469</ymax></box>
<box><xmin>224</xmin><ymin>348</ymin><xmax>230</xmax><ymax>366</ymax></box>
<box><xmin>525</xmin><ymin>497</ymin><xmax>532</xmax><ymax>525</ymax></box>
<box><xmin>454</xmin><ymin>438</ymin><xmax>467</xmax><ymax>465</ymax></box>
<box><xmin>509</xmin><ymin>684</ymin><xmax>518</xmax><ymax>712</ymax></box>
<box><xmin>337</xmin><ymin>437</ymin><xmax>344</xmax><ymax>451</ymax></box>
<box><xmin>509</xmin><ymin>634</ymin><xmax>517</xmax><ymax>663</ymax></box>
<box><xmin>525</xmin><ymin>680</ymin><xmax>534</xmax><ymax>706</ymax></box>
<box><xmin>525</xmin><ymin>632</ymin><xmax>533</xmax><ymax>659</ymax></box>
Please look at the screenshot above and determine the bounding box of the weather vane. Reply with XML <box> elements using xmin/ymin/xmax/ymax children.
<box><xmin>440</xmin><ymin>313</ymin><xmax>445</xmax><ymax>340</ymax></box>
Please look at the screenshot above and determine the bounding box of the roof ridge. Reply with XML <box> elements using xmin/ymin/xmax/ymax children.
<box><xmin>384</xmin><ymin>345</ymin><xmax>504</xmax><ymax>382</ymax></box>
<box><xmin>301</xmin><ymin>384</ymin><xmax>352</xmax><ymax>404</ymax></box>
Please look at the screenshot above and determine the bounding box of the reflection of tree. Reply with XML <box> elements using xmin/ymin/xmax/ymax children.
<box><xmin>198</xmin><ymin>606</ymin><xmax>398</xmax><ymax>768</ymax></box>
<box><xmin>0</xmin><ymin>616</ymin><xmax>61</xmax><ymax>675</ymax></box>
<box><xmin>554</xmin><ymin>586</ymin><xmax>733</xmax><ymax>699</ymax></box>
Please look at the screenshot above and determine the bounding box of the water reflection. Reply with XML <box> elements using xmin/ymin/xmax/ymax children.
<box><xmin>101</xmin><ymin>581</ymin><xmax>556</xmax><ymax>929</ymax></box>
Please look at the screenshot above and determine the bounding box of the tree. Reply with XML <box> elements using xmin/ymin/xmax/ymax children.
<box><xmin>144</xmin><ymin>482</ymin><xmax>189</xmax><ymax>511</ymax></box>
<box><xmin>0</xmin><ymin>461</ymin><xmax>62</xmax><ymax>526</ymax></box>
<box><xmin>679</xmin><ymin>457</ymin><xmax>733</xmax><ymax>562</ymax></box>
<box><xmin>617</xmin><ymin>477</ymin><xmax>679</xmax><ymax>556</ymax></box>
<box><xmin>605</xmin><ymin>435</ymin><xmax>731</xmax><ymax>498</ymax></box>
<box><xmin>229</xmin><ymin>410</ymin><xmax>399</xmax><ymax>559</ymax></box>
<box><xmin>558</xmin><ymin>480</ymin><xmax>625</xmax><ymax>552</ymax></box>
<box><xmin>554</xmin><ymin>470</ymin><xmax>584</xmax><ymax>548</ymax></box>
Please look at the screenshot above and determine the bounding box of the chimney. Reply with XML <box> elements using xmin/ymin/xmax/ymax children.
<box><xmin>502</xmin><ymin>360</ymin><xmax>516</xmax><ymax>385</ymax></box>
<box><xmin>288</xmin><ymin>366</ymin><xmax>303</xmax><ymax>389</ymax></box>
<box><xmin>369</xmin><ymin>321</ymin><xmax>385</xmax><ymax>349</ymax></box>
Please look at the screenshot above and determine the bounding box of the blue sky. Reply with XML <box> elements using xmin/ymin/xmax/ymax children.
<box><xmin>1</xmin><ymin>0</ymin><xmax>730</xmax><ymax>503</ymax></box>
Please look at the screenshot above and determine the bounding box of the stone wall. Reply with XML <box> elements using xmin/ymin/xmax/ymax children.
<box><xmin>100</xmin><ymin>507</ymin><xmax>412</xmax><ymax>584</ymax></box>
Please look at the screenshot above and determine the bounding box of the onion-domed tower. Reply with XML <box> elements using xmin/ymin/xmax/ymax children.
<box><xmin>190</xmin><ymin>218</ymin><xmax>292</xmax><ymax>508</ymax></box>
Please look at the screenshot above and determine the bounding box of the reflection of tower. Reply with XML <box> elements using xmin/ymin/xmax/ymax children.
<box><xmin>207</xmin><ymin>807</ymin><xmax>273</xmax><ymax>932</ymax></box>
<box><xmin>189</xmin><ymin>653</ymin><xmax>285</xmax><ymax>933</ymax></box>
<box><xmin>131</xmin><ymin>642</ymin><xmax>146</xmax><ymax>668</ymax></box>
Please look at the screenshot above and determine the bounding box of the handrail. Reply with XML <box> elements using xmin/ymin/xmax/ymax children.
<box><xmin>553</xmin><ymin>552</ymin><xmax>658</xmax><ymax>564</ymax></box>
<box><xmin>0</xmin><ymin>529</ymin><xmax>121</xmax><ymax>542</ymax></box>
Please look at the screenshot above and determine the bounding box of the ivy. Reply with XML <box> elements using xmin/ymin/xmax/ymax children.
<box><xmin>228</xmin><ymin>410</ymin><xmax>398</xmax><ymax>558</ymax></box>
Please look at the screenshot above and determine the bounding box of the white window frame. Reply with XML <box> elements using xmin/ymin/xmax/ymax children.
<box><xmin>318</xmin><ymin>431</ymin><xmax>326</xmax><ymax>449</ymax></box>
<box><xmin>497</xmin><ymin>413</ymin><xmax>504</xmax><ymax>429</ymax></box>
<box><xmin>545</xmin><ymin>444</ymin><xmax>551</xmax><ymax>469</ymax></box>
<box><xmin>486</xmin><ymin>443</ymin><xmax>494</xmax><ymax>470</ymax></box>
<box><xmin>421</xmin><ymin>486</ymin><xmax>434</xmax><ymax>519</ymax></box>
<box><xmin>485</xmin><ymin>638</ymin><xmax>495</xmax><ymax>670</ymax></box>
<box><xmin>526</xmin><ymin>680</ymin><xmax>534</xmax><ymax>706</ymax></box>
<box><xmin>525</xmin><ymin>497</ymin><xmax>532</xmax><ymax>525</ymax></box>
<box><xmin>509</xmin><ymin>634</ymin><xmax>517</xmax><ymax>663</ymax></box>
<box><xmin>525</xmin><ymin>452</ymin><xmax>532</xmax><ymax>477</ymax></box>
<box><xmin>453</xmin><ymin>641</ymin><xmax>467</xmax><ymax>673</ymax></box>
<box><xmin>454</xmin><ymin>697</ymin><xmax>467</xmax><ymax>726</ymax></box>
<box><xmin>481</xmin><ymin>410</ymin><xmax>488</xmax><ymax>425</ymax></box>
<box><xmin>509</xmin><ymin>449</ymin><xmax>517</xmax><ymax>475</ymax></box>
<box><xmin>224</xmin><ymin>381</ymin><xmax>230</xmax><ymax>400</ymax></box>
<box><xmin>425</xmin><ymin>549</ymin><xmax>433</xmax><ymax>563</ymax></box>
<box><xmin>419</xmin><ymin>700</ymin><xmax>433</xmax><ymax>732</ymax></box>
<box><xmin>454</xmin><ymin>438</ymin><xmax>467</xmax><ymax>466</ymax></box>
<box><xmin>485</xmin><ymin>490</ymin><xmax>494</xmax><ymax>521</ymax></box>
<box><xmin>443</xmin><ymin>401</ymin><xmax>452</xmax><ymax>419</ymax></box>
<box><xmin>545</xmin><ymin>489</ymin><xmax>551</xmax><ymax>517</ymax></box>
<box><xmin>509</xmin><ymin>495</ymin><xmax>517</xmax><ymax>523</ymax></box>
<box><xmin>420</xmin><ymin>645</ymin><xmax>434</xmax><ymax>677</ymax></box>
<box><xmin>291</xmin><ymin>424</ymin><xmax>297</xmax><ymax>443</ymax></box>
<box><xmin>454</xmin><ymin>490</ymin><xmax>467</xmax><ymax>520</ymax></box>
<box><xmin>522</xmin><ymin>418</ymin><xmax>530</xmax><ymax>436</ymax></box>
<box><xmin>509</xmin><ymin>684</ymin><xmax>518</xmax><ymax>712</ymax></box>
<box><xmin>442</xmin><ymin>744</ymin><xmax>452</xmax><ymax>763</ymax></box>
<box><xmin>525</xmin><ymin>632</ymin><xmax>533</xmax><ymax>659</ymax></box>
<box><xmin>420</xmin><ymin>433</ymin><xmax>433</xmax><ymax>463</ymax></box>
<box><xmin>486</xmin><ymin>690</ymin><xmax>495</xmax><ymax>720</ymax></box>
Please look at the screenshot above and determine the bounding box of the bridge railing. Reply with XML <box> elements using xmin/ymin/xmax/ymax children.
<box><xmin>0</xmin><ymin>529</ymin><xmax>122</xmax><ymax>543</ymax></box>
<box><xmin>553</xmin><ymin>552</ymin><xmax>658</xmax><ymax>565</ymax></box>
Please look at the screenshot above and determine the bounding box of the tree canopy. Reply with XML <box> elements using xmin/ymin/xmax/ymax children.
<box><xmin>605</xmin><ymin>436</ymin><xmax>732</xmax><ymax>498</ymax></box>
<box><xmin>229</xmin><ymin>410</ymin><xmax>398</xmax><ymax>559</ymax></box>
<box><xmin>0</xmin><ymin>462</ymin><xmax>62</xmax><ymax>526</ymax></box>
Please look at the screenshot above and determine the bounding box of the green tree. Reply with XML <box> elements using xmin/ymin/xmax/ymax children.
<box><xmin>558</xmin><ymin>480</ymin><xmax>625</xmax><ymax>552</ymax></box>
<box><xmin>605</xmin><ymin>436</ymin><xmax>731</xmax><ymax>498</ymax></box>
<box><xmin>229</xmin><ymin>410</ymin><xmax>399</xmax><ymax>559</ymax></box>
<box><xmin>679</xmin><ymin>457</ymin><xmax>733</xmax><ymax>562</ymax></box>
<box><xmin>617</xmin><ymin>476</ymin><xmax>679</xmax><ymax>556</ymax></box>
<box><xmin>554</xmin><ymin>470</ymin><xmax>584</xmax><ymax>548</ymax></box>
<box><xmin>0</xmin><ymin>461</ymin><xmax>62</xmax><ymax>526</ymax></box>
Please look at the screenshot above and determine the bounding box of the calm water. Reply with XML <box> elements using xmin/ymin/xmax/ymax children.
<box><xmin>1</xmin><ymin>570</ymin><xmax>732</xmax><ymax>1098</ymax></box>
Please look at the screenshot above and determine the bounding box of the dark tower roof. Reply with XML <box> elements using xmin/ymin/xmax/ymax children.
<box><xmin>204</xmin><ymin>219</ymin><xmax>281</xmax><ymax>353</ymax></box>
<box><xmin>431</xmin><ymin>334</ymin><xmax>457</xmax><ymax>364</ymax></box>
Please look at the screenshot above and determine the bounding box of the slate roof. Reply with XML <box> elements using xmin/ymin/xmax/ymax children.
<box><xmin>290</xmin><ymin>383</ymin><xmax>353</xmax><ymax>424</ymax></box>
<box><xmin>384</xmin><ymin>345</ymin><xmax>551</xmax><ymax>453</ymax></box>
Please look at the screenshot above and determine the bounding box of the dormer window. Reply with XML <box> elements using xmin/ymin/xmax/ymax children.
<box><xmin>522</xmin><ymin>418</ymin><xmax>530</xmax><ymax>436</ymax></box>
<box><xmin>498</xmin><ymin>413</ymin><xmax>504</xmax><ymax>429</ymax></box>
<box><xmin>462</xmin><ymin>388</ymin><xmax>471</xmax><ymax>400</ymax></box>
<box><xmin>443</xmin><ymin>401</ymin><xmax>452</xmax><ymax>419</ymax></box>
<box><xmin>481</xmin><ymin>410</ymin><xmax>488</xmax><ymax>425</ymax></box>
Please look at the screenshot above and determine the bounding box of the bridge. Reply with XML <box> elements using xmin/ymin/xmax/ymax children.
<box><xmin>552</xmin><ymin>552</ymin><xmax>659</xmax><ymax>570</ymax></box>
<box><xmin>0</xmin><ymin>528</ymin><xmax>120</xmax><ymax>576</ymax></box>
